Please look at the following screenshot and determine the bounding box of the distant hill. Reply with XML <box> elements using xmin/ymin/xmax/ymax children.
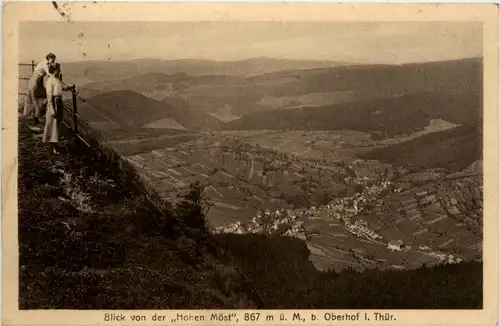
<box><xmin>82</xmin><ymin>72</ymin><xmax>245</xmax><ymax>95</ymax></box>
<box><xmin>62</xmin><ymin>57</ymin><xmax>350</xmax><ymax>86</ymax></box>
<box><xmin>73</xmin><ymin>57</ymin><xmax>482</xmax><ymax>121</ymax></box>
<box><xmin>247</xmin><ymin>57</ymin><xmax>482</xmax><ymax>98</ymax></box>
<box><xmin>221</xmin><ymin>91</ymin><xmax>482</xmax><ymax>138</ymax></box>
<box><xmin>358</xmin><ymin>123</ymin><xmax>482</xmax><ymax>172</ymax></box>
<box><xmin>79</xmin><ymin>72</ymin><xmax>269</xmax><ymax>121</ymax></box>
<box><xmin>76</xmin><ymin>90</ymin><xmax>219</xmax><ymax>131</ymax></box>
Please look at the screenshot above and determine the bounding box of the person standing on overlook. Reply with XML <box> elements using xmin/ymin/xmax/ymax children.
<box><xmin>23</xmin><ymin>53</ymin><xmax>57</xmax><ymax>124</ymax></box>
<box><xmin>42</xmin><ymin>62</ymin><xmax>72</xmax><ymax>154</ymax></box>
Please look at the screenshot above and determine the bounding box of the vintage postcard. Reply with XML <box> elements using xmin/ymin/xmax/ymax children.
<box><xmin>2</xmin><ymin>2</ymin><xmax>499</xmax><ymax>326</ymax></box>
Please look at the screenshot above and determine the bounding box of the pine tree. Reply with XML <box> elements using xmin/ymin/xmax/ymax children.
<box><xmin>176</xmin><ymin>181</ymin><xmax>208</xmax><ymax>232</ymax></box>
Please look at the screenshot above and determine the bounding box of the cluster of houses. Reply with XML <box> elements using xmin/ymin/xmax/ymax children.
<box><xmin>213</xmin><ymin>208</ymin><xmax>307</xmax><ymax>240</ymax></box>
<box><xmin>215</xmin><ymin>171</ymin><xmax>394</xmax><ymax>245</ymax></box>
<box><xmin>214</xmin><ymin>191</ymin><xmax>466</xmax><ymax>269</ymax></box>
<box><xmin>387</xmin><ymin>240</ymin><xmax>411</xmax><ymax>252</ymax></box>
<box><xmin>346</xmin><ymin>220</ymin><xmax>383</xmax><ymax>240</ymax></box>
<box><xmin>429</xmin><ymin>252</ymin><xmax>464</xmax><ymax>264</ymax></box>
<box><xmin>214</xmin><ymin>220</ymin><xmax>247</xmax><ymax>235</ymax></box>
<box><xmin>386</xmin><ymin>240</ymin><xmax>464</xmax><ymax>265</ymax></box>
<box><xmin>324</xmin><ymin>177</ymin><xmax>394</xmax><ymax>223</ymax></box>
<box><xmin>213</xmin><ymin>158</ymin><xmax>471</xmax><ymax>267</ymax></box>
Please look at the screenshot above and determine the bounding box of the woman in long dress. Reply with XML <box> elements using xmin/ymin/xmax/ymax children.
<box><xmin>24</xmin><ymin>53</ymin><xmax>56</xmax><ymax>123</ymax></box>
<box><xmin>42</xmin><ymin>62</ymin><xmax>67</xmax><ymax>154</ymax></box>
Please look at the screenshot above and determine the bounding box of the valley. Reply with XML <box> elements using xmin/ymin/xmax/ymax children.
<box><xmin>59</xmin><ymin>56</ymin><xmax>483</xmax><ymax>273</ymax></box>
<box><xmin>81</xmin><ymin>124</ymin><xmax>482</xmax><ymax>272</ymax></box>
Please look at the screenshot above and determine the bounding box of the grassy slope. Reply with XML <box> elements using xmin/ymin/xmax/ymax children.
<box><xmin>18</xmin><ymin>118</ymin><xmax>260</xmax><ymax>309</ymax></box>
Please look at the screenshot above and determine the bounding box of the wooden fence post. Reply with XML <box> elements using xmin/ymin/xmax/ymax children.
<box><xmin>71</xmin><ymin>84</ymin><xmax>79</xmax><ymax>145</ymax></box>
<box><xmin>31</xmin><ymin>60</ymin><xmax>35</xmax><ymax>73</ymax></box>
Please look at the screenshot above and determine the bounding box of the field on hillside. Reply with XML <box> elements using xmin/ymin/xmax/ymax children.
<box><xmin>218</xmin><ymin>118</ymin><xmax>462</xmax><ymax>162</ymax></box>
<box><xmin>218</xmin><ymin>130</ymin><xmax>374</xmax><ymax>161</ymax></box>
<box><xmin>109</xmin><ymin>133</ymin><xmax>388</xmax><ymax>227</ymax></box>
<box><xmin>355</xmin><ymin>175</ymin><xmax>483</xmax><ymax>257</ymax></box>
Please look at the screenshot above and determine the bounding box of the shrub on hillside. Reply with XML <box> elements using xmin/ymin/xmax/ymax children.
<box><xmin>175</xmin><ymin>181</ymin><xmax>209</xmax><ymax>232</ymax></box>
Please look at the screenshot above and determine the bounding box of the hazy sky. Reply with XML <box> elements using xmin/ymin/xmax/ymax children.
<box><xmin>20</xmin><ymin>22</ymin><xmax>482</xmax><ymax>64</ymax></box>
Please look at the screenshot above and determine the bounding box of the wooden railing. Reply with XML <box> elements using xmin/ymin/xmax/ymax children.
<box><xmin>17</xmin><ymin>61</ymin><xmax>36</xmax><ymax>93</ymax></box>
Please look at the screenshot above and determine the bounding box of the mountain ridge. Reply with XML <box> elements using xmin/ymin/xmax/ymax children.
<box><xmin>72</xmin><ymin>57</ymin><xmax>482</xmax><ymax>121</ymax></box>
<box><xmin>62</xmin><ymin>57</ymin><xmax>352</xmax><ymax>86</ymax></box>
<box><xmin>221</xmin><ymin>90</ymin><xmax>482</xmax><ymax>138</ymax></box>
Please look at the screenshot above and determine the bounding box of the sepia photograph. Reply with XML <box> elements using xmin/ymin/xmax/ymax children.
<box><xmin>2</xmin><ymin>2</ymin><xmax>499</xmax><ymax>325</ymax></box>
